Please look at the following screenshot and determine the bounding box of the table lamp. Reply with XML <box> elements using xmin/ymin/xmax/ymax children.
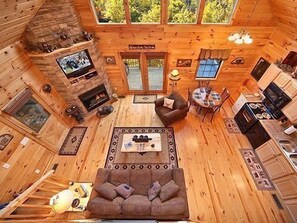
<box><xmin>169</xmin><ymin>69</ymin><xmax>181</xmax><ymax>91</ymax></box>
<box><xmin>49</xmin><ymin>189</ymin><xmax>74</xmax><ymax>214</ymax></box>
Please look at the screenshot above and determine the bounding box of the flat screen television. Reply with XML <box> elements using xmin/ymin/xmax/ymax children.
<box><xmin>56</xmin><ymin>49</ymin><xmax>94</xmax><ymax>78</ymax></box>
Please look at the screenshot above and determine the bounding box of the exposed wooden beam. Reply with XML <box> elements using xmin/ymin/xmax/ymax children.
<box><xmin>197</xmin><ymin>0</ymin><xmax>206</xmax><ymax>24</ymax></box>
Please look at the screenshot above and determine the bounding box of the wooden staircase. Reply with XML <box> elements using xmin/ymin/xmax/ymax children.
<box><xmin>0</xmin><ymin>170</ymin><xmax>70</xmax><ymax>221</ymax></box>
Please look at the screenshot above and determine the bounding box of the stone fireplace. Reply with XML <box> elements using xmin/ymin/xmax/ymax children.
<box><xmin>79</xmin><ymin>84</ymin><xmax>110</xmax><ymax>112</ymax></box>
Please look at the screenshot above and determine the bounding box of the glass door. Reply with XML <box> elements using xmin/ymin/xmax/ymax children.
<box><xmin>146</xmin><ymin>53</ymin><xmax>165</xmax><ymax>91</ymax></box>
<box><xmin>121</xmin><ymin>52</ymin><xmax>166</xmax><ymax>93</ymax></box>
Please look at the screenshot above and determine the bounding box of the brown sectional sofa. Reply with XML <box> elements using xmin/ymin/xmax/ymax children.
<box><xmin>86</xmin><ymin>168</ymin><xmax>189</xmax><ymax>220</ymax></box>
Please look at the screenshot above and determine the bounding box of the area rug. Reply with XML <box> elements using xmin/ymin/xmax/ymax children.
<box><xmin>224</xmin><ymin>118</ymin><xmax>240</xmax><ymax>133</ymax></box>
<box><xmin>240</xmin><ymin>149</ymin><xmax>275</xmax><ymax>190</ymax></box>
<box><xmin>59</xmin><ymin>127</ymin><xmax>87</xmax><ymax>156</ymax></box>
<box><xmin>105</xmin><ymin>127</ymin><xmax>178</xmax><ymax>170</ymax></box>
<box><xmin>133</xmin><ymin>94</ymin><xmax>157</xmax><ymax>104</ymax></box>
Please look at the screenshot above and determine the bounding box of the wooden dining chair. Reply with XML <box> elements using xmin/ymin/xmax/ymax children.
<box><xmin>198</xmin><ymin>80</ymin><xmax>210</xmax><ymax>88</ymax></box>
<box><xmin>201</xmin><ymin>88</ymin><xmax>230</xmax><ymax>122</ymax></box>
<box><xmin>187</xmin><ymin>88</ymin><xmax>202</xmax><ymax>112</ymax></box>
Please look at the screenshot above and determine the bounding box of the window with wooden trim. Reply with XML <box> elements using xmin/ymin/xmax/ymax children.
<box><xmin>202</xmin><ymin>0</ymin><xmax>238</xmax><ymax>24</ymax></box>
<box><xmin>196</xmin><ymin>59</ymin><xmax>223</xmax><ymax>79</ymax></box>
<box><xmin>91</xmin><ymin>0</ymin><xmax>238</xmax><ymax>25</ymax></box>
<box><xmin>168</xmin><ymin>0</ymin><xmax>200</xmax><ymax>24</ymax></box>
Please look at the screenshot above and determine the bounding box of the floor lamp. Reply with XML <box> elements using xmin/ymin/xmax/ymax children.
<box><xmin>169</xmin><ymin>69</ymin><xmax>181</xmax><ymax>91</ymax></box>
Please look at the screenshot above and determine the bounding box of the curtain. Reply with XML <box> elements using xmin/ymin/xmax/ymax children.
<box><xmin>3</xmin><ymin>88</ymin><xmax>32</xmax><ymax>115</ymax></box>
<box><xmin>198</xmin><ymin>49</ymin><xmax>231</xmax><ymax>60</ymax></box>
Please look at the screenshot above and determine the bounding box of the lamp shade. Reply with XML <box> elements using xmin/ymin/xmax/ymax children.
<box><xmin>49</xmin><ymin>190</ymin><xmax>74</xmax><ymax>214</ymax></box>
<box><xmin>171</xmin><ymin>69</ymin><xmax>179</xmax><ymax>77</ymax></box>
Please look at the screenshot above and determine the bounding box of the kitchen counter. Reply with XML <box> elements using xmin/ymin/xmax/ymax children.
<box><xmin>260</xmin><ymin>120</ymin><xmax>297</xmax><ymax>171</ymax></box>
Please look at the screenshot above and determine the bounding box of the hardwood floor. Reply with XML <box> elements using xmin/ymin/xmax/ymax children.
<box><xmin>47</xmin><ymin>95</ymin><xmax>288</xmax><ymax>222</ymax></box>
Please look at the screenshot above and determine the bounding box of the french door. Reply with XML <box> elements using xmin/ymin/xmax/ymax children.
<box><xmin>121</xmin><ymin>52</ymin><xmax>167</xmax><ymax>94</ymax></box>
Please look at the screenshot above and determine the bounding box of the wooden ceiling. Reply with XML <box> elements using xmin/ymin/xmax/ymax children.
<box><xmin>0</xmin><ymin>0</ymin><xmax>296</xmax><ymax>51</ymax></box>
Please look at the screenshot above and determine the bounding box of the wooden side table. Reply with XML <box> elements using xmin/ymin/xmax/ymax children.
<box><xmin>67</xmin><ymin>182</ymin><xmax>93</xmax><ymax>212</ymax></box>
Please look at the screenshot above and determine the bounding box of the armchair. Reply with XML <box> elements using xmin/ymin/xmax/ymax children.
<box><xmin>154</xmin><ymin>91</ymin><xmax>189</xmax><ymax>126</ymax></box>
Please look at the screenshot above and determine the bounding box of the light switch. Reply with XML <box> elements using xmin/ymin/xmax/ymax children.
<box><xmin>20</xmin><ymin>137</ymin><xmax>29</xmax><ymax>145</ymax></box>
<box><xmin>3</xmin><ymin>163</ymin><xmax>10</xmax><ymax>169</ymax></box>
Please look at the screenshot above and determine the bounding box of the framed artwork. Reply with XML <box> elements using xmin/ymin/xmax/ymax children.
<box><xmin>231</xmin><ymin>57</ymin><xmax>245</xmax><ymax>65</ymax></box>
<box><xmin>176</xmin><ymin>59</ymin><xmax>192</xmax><ymax>67</ymax></box>
<box><xmin>251</xmin><ymin>57</ymin><xmax>270</xmax><ymax>81</ymax></box>
<box><xmin>104</xmin><ymin>56</ymin><xmax>116</xmax><ymax>65</ymax></box>
<box><xmin>0</xmin><ymin>134</ymin><xmax>14</xmax><ymax>151</ymax></box>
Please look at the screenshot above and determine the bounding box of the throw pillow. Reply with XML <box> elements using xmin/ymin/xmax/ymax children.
<box><xmin>163</xmin><ymin>98</ymin><xmax>174</xmax><ymax>109</ymax></box>
<box><xmin>159</xmin><ymin>180</ymin><xmax>180</xmax><ymax>202</ymax></box>
<box><xmin>148</xmin><ymin>181</ymin><xmax>161</xmax><ymax>201</ymax></box>
<box><xmin>94</xmin><ymin>182</ymin><xmax>117</xmax><ymax>201</ymax></box>
<box><xmin>115</xmin><ymin>184</ymin><xmax>135</xmax><ymax>199</ymax></box>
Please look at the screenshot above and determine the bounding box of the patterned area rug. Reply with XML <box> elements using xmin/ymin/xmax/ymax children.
<box><xmin>224</xmin><ymin>118</ymin><xmax>240</xmax><ymax>133</ymax></box>
<box><xmin>59</xmin><ymin>127</ymin><xmax>87</xmax><ymax>156</ymax></box>
<box><xmin>133</xmin><ymin>94</ymin><xmax>157</xmax><ymax>104</ymax></box>
<box><xmin>240</xmin><ymin>149</ymin><xmax>275</xmax><ymax>190</ymax></box>
<box><xmin>105</xmin><ymin>127</ymin><xmax>178</xmax><ymax>170</ymax></box>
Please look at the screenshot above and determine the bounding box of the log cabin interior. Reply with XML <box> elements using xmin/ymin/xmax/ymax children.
<box><xmin>0</xmin><ymin>0</ymin><xmax>297</xmax><ymax>222</ymax></box>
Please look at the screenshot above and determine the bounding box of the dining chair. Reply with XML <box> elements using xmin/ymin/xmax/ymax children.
<box><xmin>188</xmin><ymin>88</ymin><xmax>202</xmax><ymax>113</ymax></box>
<box><xmin>198</xmin><ymin>80</ymin><xmax>210</xmax><ymax>88</ymax></box>
<box><xmin>201</xmin><ymin>88</ymin><xmax>230</xmax><ymax>122</ymax></box>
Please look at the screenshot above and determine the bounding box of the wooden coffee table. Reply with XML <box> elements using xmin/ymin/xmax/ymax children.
<box><xmin>121</xmin><ymin>133</ymin><xmax>162</xmax><ymax>153</ymax></box>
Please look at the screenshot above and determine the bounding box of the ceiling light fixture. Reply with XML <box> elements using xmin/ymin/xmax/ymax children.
<box><xmin>228</xmin><ymin>0</ymin><xmax>259</xmax><ymax>45</ymax></box>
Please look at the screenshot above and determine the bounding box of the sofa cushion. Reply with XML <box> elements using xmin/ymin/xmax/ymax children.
<box><xmin>95</xmin><ymin>182</ymin><xmax>117</xmax><ymax>201</ymax></box>
<box><xmin>87</xmin><ymin>196</ymin><xmax>124</xmax><ymax>215</ymax></box>
<box><xmin>151</xmin><ymin>197</ymin><xmax>186</xmax><ymax>216</ymax></box>
<box><xmin>148</xmin><ymin>181</ymin><xmax>161</xmax><ymax>201</ymax></box>
<box><xmin>115</xmin><ymin>184</ymin><xmax>134</xmax><ymax>199</ymax></box>
<box><xmin>130</xmin><ymin>169</ymin><xmax>151</xmax><ymax>196</ymax></box>
<box><xmin>110</xmin><ymin>169</ymin><xmax>130</xmax><ymax>186</ymax></box>
<box><xmin>163</xmin><ymin>98</ymin><xmax>174</xmax><ymax>109</ymax></box>
<box><xmin>159</xmin><ymin>180</ymin><xmax>180</xmax><ymax>202</ymax></box>
<box><xmin>122</xmin><ymin>195</ymin><xmax>151</xmax><ymax>215</ymax></box>
<box><xmin>169</xmin><ymin>91</ymin><xmax>187</xmax><ymax>110</ymax></box>
<box><xmin>151</xmin><ymin>169</ymin><xmax>173</xmax><ymax>186</ymax></box>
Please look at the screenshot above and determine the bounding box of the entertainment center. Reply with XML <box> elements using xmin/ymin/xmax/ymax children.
<box><xmin>27</xmin><ymin>39</ymin><xmax>112</xmax><ymax>117</ymax></box>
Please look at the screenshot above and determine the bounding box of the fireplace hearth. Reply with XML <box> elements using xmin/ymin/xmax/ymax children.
<box><xmin>78</xmin><ymin>85</ymin><xmax>110</xmax><ymax>112</ymax></box>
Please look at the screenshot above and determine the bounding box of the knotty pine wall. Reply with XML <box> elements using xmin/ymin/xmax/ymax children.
<box><xmin>73</xmin><ymin>0</ymin><xmax>276</xmax><ymax>98</ymax></box>
<box><xmin>0</xmin><ymin>42</ymin><xmax>74</xmax><ymax>202</ymax></box>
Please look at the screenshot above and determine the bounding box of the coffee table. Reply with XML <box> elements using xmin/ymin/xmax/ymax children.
<box><xmin>121</xmin><ymin>133</ymin><xmax>162</xmax><ymax>153</ymax></box>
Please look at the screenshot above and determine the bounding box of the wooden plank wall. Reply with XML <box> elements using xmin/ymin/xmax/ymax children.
<box><xmin>73</xmin><ymin>0</ymin><xmax>276</xmax><ymax>98</ymax></box>
<box><xmin>0</xmin><ymin>42</ymin><xmax>74</xmax><ymax>203</ymax></box>
<box><xmin>0</xmin><ymin>0</ymin><xmax>46</xmax><ymax>50</ymax></box>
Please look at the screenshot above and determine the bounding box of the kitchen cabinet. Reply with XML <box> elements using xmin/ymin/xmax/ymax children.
<box><xmin>274</xmin><ymin>72</ymin><xmax>291</xmax><ymax>89</ymax></box>
<box><xmin>258</xmin><ymin>64</ymin><xmax>281</xmax><ymax>90</ymax></box>
<box><xmin>284</xmin><ymin>199</ymin><xmax>297</xmax><ymax>223</ymax></box>
<box><xmin>283</xmin><ymin>79</ymin><xmax>297</xmax><ymax>98</ymax></box>
<box><xmin>282</xmin><ymin>96</ymin><xmax>297</xmax><ymax>122</ymax></box>
<box><xmin>274</xmin><ymin>175</ymin><xmax>297</xmax><ymax>199</ymax></box>
<box><xmin>263</xmin><ymin>156</ymin><xmax>294</xmax><ymax>180</ymax></box>
<box><xmin>232</xmin><ymin>93</ymin><xmax>261</xmax><ymax>114</ymax></box>
<box><xmin>256</xmin><ymin>140</ymin><xmax>281</xmax><ymax>162</ymax></box>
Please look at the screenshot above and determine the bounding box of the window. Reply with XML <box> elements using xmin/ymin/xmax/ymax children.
<box><xmin>168</xmin><ymin>0</ymin><xmax>200</xmax><ymax>24</ymax></box>
<box><xmin>196</xmin><ymin>59</ymin><xmax>222</xmax><ymax>79</ymax></box>
<box><xmin>129</xmin><ymin>0</ymin><xmax>161</xmax><ymax>23</ymax></box>
<box><xmin>92</xmin><ymin>0</ymin><xmax>126</xmax><ymax>24</ymax></box>
<box><xmin>202</xmin><ymin>0</ymin><xmax>238</xmax><ymax>24</ymax></box>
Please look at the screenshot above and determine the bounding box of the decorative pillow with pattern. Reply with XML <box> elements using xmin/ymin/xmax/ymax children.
<box><xmin>148</xmin><ymin>181</ymin><xmax>161</xmax><ymax>201</ymax></box>
<box><xmin>115</xmin><ymin>184</ymin><xmax>135</xmax><ymax>199</ymax></box>
<box><xmin>163</xmin><ymin>98</ymin><xmax>174</xmax><ymax>109</ymax></box>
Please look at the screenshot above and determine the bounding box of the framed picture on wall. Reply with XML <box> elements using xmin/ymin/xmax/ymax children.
<box><xmin>104</xmin><ymin>56</ymin><xmax>116</xmax><ymax>65</ymax></box>
<box><xmin>251</xmin><ymin>57</ymin><xmax>270</xmax><ymax>81</ymax></box>
<box><xmin>176</xmin><ymin>59</ymin><xmax>192</xmax><ymax>67</ymax></box>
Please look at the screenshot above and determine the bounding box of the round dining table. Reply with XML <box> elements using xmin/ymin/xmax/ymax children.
<box><xmin>192</xmin><ymin>87</ymin><xmax>222</xmax><ymax>108</ymax></box>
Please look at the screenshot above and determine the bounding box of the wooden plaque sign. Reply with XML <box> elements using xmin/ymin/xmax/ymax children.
<box><xmin>129</xmin><ymin>45</ymin><xmax>155</xmax><ymax>50</ymax></box>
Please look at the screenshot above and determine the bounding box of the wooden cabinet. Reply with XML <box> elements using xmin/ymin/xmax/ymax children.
<box><xmin>258</xmin><ymin>64</ymin><xmax>281</xmax><ymax>90</ymax></box>
<box><xmin>256</xmin><ymin>140</ymin><xmax>281</xmax><ymax>162</ymax></box>
<box><xmin>274</xmin><ymin>175</ymin><xmax>297</xmax><ymax>199</ymax></box>
<box><xmin>263</xmin><ymin>156</ymin><xmax>294</xmax><ymax>180</ymax></box>
<box><xmin>284</xmin><ymin>79</ymin><xmax>297</xmax><ymax>98</ymax></box>
<box><xmin>274</xmin><ymin>72</ymin><xmax>291</xmax><ymax>88</ymax></box>
<box><xmin>282</xmin><ymin>97</ymin><xmax>297</xmax><ymax>122</ymax></box>
<box><xmin>284</xmin><ymin>199</ymin><xmax>297</xmax><ymax>223</ymax></box>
